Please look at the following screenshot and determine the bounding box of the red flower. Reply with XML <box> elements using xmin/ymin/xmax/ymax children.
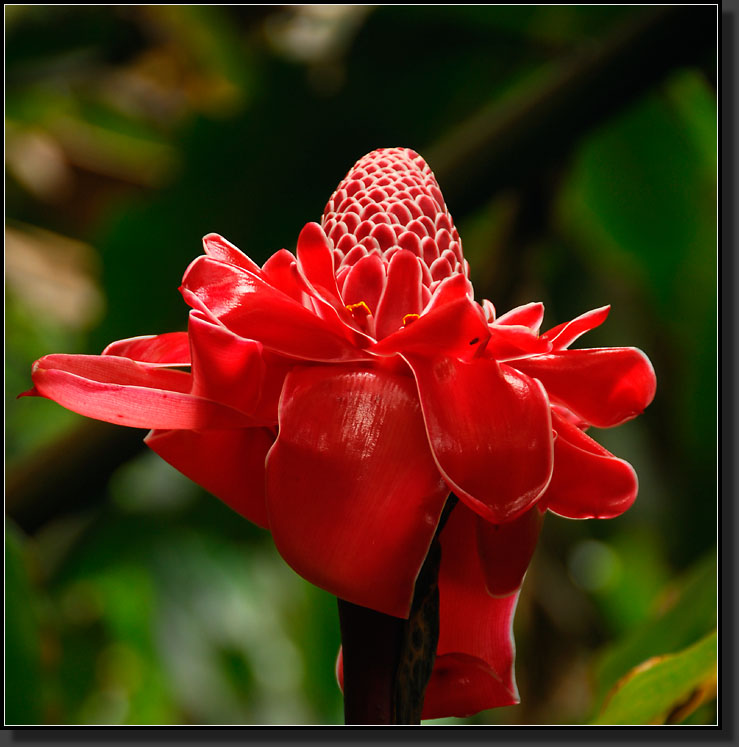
<box><xmin>24</xmin><ymin>148</ymin><xmax>656</xmax><ymax>719</ymax></box>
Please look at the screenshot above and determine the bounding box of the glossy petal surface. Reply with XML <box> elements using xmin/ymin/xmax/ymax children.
<box><xmin>261</xmin><ymin>249</ymin><xmax>311</xmax><ymax>302</ymax></box>
<box><xmin>371</xmin><ymin>275</ymin><xmax>488</xmax><ymax>358</ymax></box>
<box><xmin>102</xmin><ymin>333</ymin><xmax>190</xmax><ymax>365</ymax></box>
<box><xmin>341</xmin><ymin>253</ymin><xmax>386</xmax><ymax>314</ymax></box>
<box><xmin>374</xmin><ymin>250</ymin><xmax>423</xmax><ymax>339</ymax></box>
<box><xmin>33</xmin><ymin>354</ymin><xmax>192</xmax><ymax>391</ymax></box>
<box><xmin>296</xmin><ymin>222</ymin><xmax>342</xmax><ymax>304</ymax></box>
<box><xmin>181</xmin><ymin>256</ymin><xmax>366</xmax><ymax>361</ymax></box>
<box><xmin>188</xmin><ymin>312</ymin><xmax>265</xmax><ymax>418</ymax></box>
<box><xmin>407</xmin><ymin>355</ymin><xmax>553</xmax><ymax>523</ymax></box>
<box><xmin>265</xmin><ymin>365</ymin><xmax>449</xmax><ymax>618</ymax></box>
<box><xmin>30</xmin><ymin>354</ymin><xmax>252</xmax><ymax>429</ymax></box>
<box><xmin>202</xmin><ymin>233</ymin><xmax>264</xmax><ymax>276</ymax></box>
<box><xmin>512</xmin><ymin>347</ymin><xmax>657</xmax><ymax>427</ymax></box>
<box><xmin>542</xmin><ymin>412</ymin><xmax>638</xmax><ymax>519</ymax></box>
<box><xmin>423</xmin><ymin>504</ymin><xmax>520</xmax><ymax>719</ymax></box>
<box><xmin>485</xmin><ymin>324</ymin><xmax>552</xmax><ymax>361</ymax></box>
<box><xmin>495</xmin><ymin>302</ymin><xmax>545</xmax><ymax>333</ymax></box>
<box><xmin>145</xmin><ymin>427</ymin><xmax>273</xmax><ymax>528</ymax></box>
<box><xmin>541</xmin><ymin>305</ymin><xmax>610</xmax><ymax>350</ymax></box>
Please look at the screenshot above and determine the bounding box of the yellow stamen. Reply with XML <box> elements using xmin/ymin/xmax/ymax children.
<box><xmin>402</xmin><ymin>313</ymin><xmax>420</xmax><ymax>326</ymax></box>
<box><xmin>346</xmin><ymin>301</ymin><xmax>372</xmax><ymax>317</ymax></box>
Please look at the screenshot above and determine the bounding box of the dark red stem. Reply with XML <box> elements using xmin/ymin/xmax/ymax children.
<box><xmin>337</xmin><ymin>495</ymin><xmax>457</xmax><ymax>725</ymax></box>
<box><xmin>337</xmin><ymin>598</ymin><xmax>404</xmax><ymax>724</ymax></box>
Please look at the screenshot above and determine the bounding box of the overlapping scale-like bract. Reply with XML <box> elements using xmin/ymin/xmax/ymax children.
<box><xmin>321</xmin><ymin>148</ymin><xmax>469</xmax><ymax>337</ymax></box>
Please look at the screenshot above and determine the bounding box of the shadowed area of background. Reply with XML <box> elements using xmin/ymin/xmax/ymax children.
<box><xmin>6</xmin><ymin>5</ymin><xmax>717</xmax><ymax>725</ymax></box>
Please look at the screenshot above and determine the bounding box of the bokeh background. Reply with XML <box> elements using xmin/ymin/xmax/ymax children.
<box><xmin>5</xmin><ymin>6</ymin><xmax>717</xmax><ymax>726</ymax></box>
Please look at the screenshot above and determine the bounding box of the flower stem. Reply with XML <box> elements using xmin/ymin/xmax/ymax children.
<box><xmin>337</xmin><ymin>495</ymin><xmax>458</xmax><ymax>725</ymax></box>
<box><xmin>337</xmin><ymin>598</ymin><xmax>404</xmax><ymax>724</ymax></box>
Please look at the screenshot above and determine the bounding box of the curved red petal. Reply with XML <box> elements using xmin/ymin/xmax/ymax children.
<box><xmin>423</xmin><ymin>504</ymin><xmax>520</xmax><ymax>719</ymax></box>
<box><xmin>341</xmin><ymin>253</ymin><xmax>386</xmax><ymax>314</ymax></box>
<box><xmin>495</xmin><ymin>302</ymin><xmax>545</xmax><ymax>333</ymax></box>
<box><xmin>296</xmin><ymin>222</ymin><xmax>342</xmax><ymax>304</ymax></box>
<box><xmin>261</xmin><ymin>248</ymin><xmax>310</xmax><ymax>302</ymax></box>
<box><xmin>181</xmin><ymin>256</ymin><xmax>367</xmax><ymax>362</ymax></box>
<box><xmin>406</xmin><ymin>355</ymin><xmax>553</xmax><ymax>524</ymax></box>
<box><xmin>425</xmin><ymin>272</ymin><xmax>474</xmax><ymax>308</ymax></box>
<box><xmin>512</xmin><ymin>347</ymin><xmax>657</xmax><ymax>427</ymax></box>
<box><xmin>371</xmin><ymin>275</ymin><xmax>489</xmax><ymax>358</ymax></box>
<box><xmin>102</xmin><ymin>333</ymin><xmax>190</xmax><ymax>365</ymax></box>
<box><xmin>541</xmin><ymin>412</ymin><xmax>638</xmax><ymax>519</ymax></box>
<box><xmin>374</xmin><ymin>249</ymin><xmax>422</xmax><ymax>340</ymax></box>
<box><xmin>188</xmin><ymin>312</ymin><xmax>266</xmax><ymax>419</ymax></box>
<box><xmin>30</xmin><ymin>354</ymin><xmax>253</xmax><ymax>429</ymax></box>
<box><xmin>265</xmin><ymin>364</ymin><xmax>449</xmax><ymax>618</ymax></box>
<box><xmin>541</xmin><ymin>305</ymin><xmax>610</xmax><ymax>350</ymax></box>
<box><xmin>202</xmin><ymin>233</ymin><xmax>264</xmax><ymax>277</ymax></box>
<box><xmin>482</xmin><ymin>299</ymin><xmax>496</xmax><ymax>322</ymax></box>
<box><xmin>485</xmin><ymin>324</ymin><xmax>552</xmax><ymax>361</ymax></box>
<box><xmin>248</xmin><ymin>350</ymin><xmax>293</xmax><ymax>425</ymax></box>
<box><xmin>476</xmin><ymin>506</ymin><xmax>544</xmax><ymax>597</ymax></box>
<box><xmin>145</xmin><ymin>427</ymin><xmax>273</xmax><ymax>528</ymax></box>
<box><xmin>279</xmin><ymin>231</ymin><xmax>374</xmax><ymax>342</ymax></box>
<box><xmin>424</xmin><ymin>651</ymin><xmax>518</xmax><ymax>719</ymax></box>
<box><xmin>33</xmin><ymin>354</ymin><xmax>192</xmax><ymax>392</ymax></box>
<box><xmin>550</xmin><ymin>402</ymin><xmax>590</xmax><ymax>430</ymax></box>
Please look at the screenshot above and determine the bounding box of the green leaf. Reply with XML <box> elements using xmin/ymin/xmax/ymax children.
<box><xmin>593</xmin><ymin>552</ymin><xmax>717</xmax><ymax>704</ymax></box>
<box><xmin>591</xmin><ymin>630</ymin><xmax>717</xmax><ymax>725</ymax></box>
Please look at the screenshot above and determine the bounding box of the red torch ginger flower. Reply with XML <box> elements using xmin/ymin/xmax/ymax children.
<box><xmin>25</xmin><ymin>147</ymin><xmax>656</xmax><ymax>719</ymax></box>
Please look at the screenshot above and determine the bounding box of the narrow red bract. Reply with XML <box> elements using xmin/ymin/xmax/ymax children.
<box><xmin>24</xmin><ymin>147</ymin><xmax>656</xmax><ymax>720</ymax></box>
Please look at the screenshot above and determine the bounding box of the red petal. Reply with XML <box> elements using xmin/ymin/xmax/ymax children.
<box><xmin>261</xmin><ymin>249</ymin><xmax>310</xmax><ymax>302</ymax></box>
<box><xmin>423</xmin><ymin>504</ymin><xmax>520</xmax><ymax>719</ymax></box>
<box><xmin>145</xmin><ymin>427</ymin><xmax>273</xmax><ymax>528</ymax></box>
<box><xmin>188</xmin><ymin>312</ymin><xmax>266</xmax><ymax>419</ymax></box>
<box><xmin>512</xmin><ymin>347</ymin><xmax>656</xmax><ymax>427</ymax></box>
<box><xmin>475</xmin><ymin>506</ymin><xmax>544</xmax><ymax>597</ymax></box>
<box><xmin>181</xmin><ymin>256</ymin><xmax>367</xmax><ymax>361</ymax></box>
<box><xmin>541</xmin><ymin>412</ymin><xmax>638</xmax><ymax>519</ymax></box>
<box><xmin>406</xmin><ymin>355</ymin><xmax>553</xmax><ymax>524</ymax></box>
<box><xmin>34</xmin><ymin>354</ymin><xmax>192</xmax><ymax>392</ymax></box>
<box><xmin>341</xmin><ymin>253</ymin><xmax>386</xmax><ymax>314</ymax></box>
<box><xmin>296</xmin><ymin>222</ymin><xmax>342</xmax><ymax>304</ymax></box>
<box><xmin>541</xmin><ymin>305</ymin><xmax>610</xmax><ymax>350</ymax></box>
<box><xmin>374</xmin><ymin>250</ymin><xmax>423</xmax><ymax>340</ymax></box>
<box><xmin>265</xmin><ymin>364</ymin><xmax>449</xmax><ymax>618</ymax></box>
<box><xmin>482</xmin><ymin>299</ymin><xmax>496</xmax><ymax>322</ymax></box>
<box><xmin>30</xmin><ymin>354</ymin><xmax>253</xmax><ymax>430</ymax></box>
<box><xmin>495</xmin><ymin>302</ymin><xmax>545</xmax><ymax>333</ymax></box>
<box><xmin>371</xmin><ymin>274</ymin><xmax>489</xmax><ymax>358</ymax></box>
<box><xmin>485</xmin><ymin>324</ymin><xmax>552</xmax><ymax>361</ymax></box>
<box><xmin>102</xmin><ymin>333</ymin><xmax>190</xmax><ymax>365</ymax></box>
<box><xmin>282</xmin><ymin>224</ymin><xmax>371</xmax><ymax>344</ymax></box>
<box><xmin>202</xmin><ymin>233</ymin><xmax>264</xmax><ymax>277</ymax></box>
<box><xmin>251</xmin><ymin>350</ymin><xmax>294</xmax><ymax>425</ymax></box>
<box><xmin>550</xmin><ymin>402</ymin><xmax>590</xmax><ymax>430</ymax></box>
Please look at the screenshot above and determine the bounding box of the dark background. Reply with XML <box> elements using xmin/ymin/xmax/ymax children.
<box><xmin>5</xmin><ymin>6</ymin><xmax>718</xmax><ymax>725</ymax></box>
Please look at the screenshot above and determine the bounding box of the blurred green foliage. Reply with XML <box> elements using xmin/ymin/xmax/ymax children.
<box><xmin>592</xmin><ymin>630</ymin><xmax>717</xmax><ymax>725</ymax></box>
<box><xmin>592</xmin><ymin>551</ymin><xmax>716</xmax><ymax>705</ymax></box>
<box><xmin>5</xmin><ymin>6</ymin><xmax>716</xmax><ymax>725</ymax></box>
